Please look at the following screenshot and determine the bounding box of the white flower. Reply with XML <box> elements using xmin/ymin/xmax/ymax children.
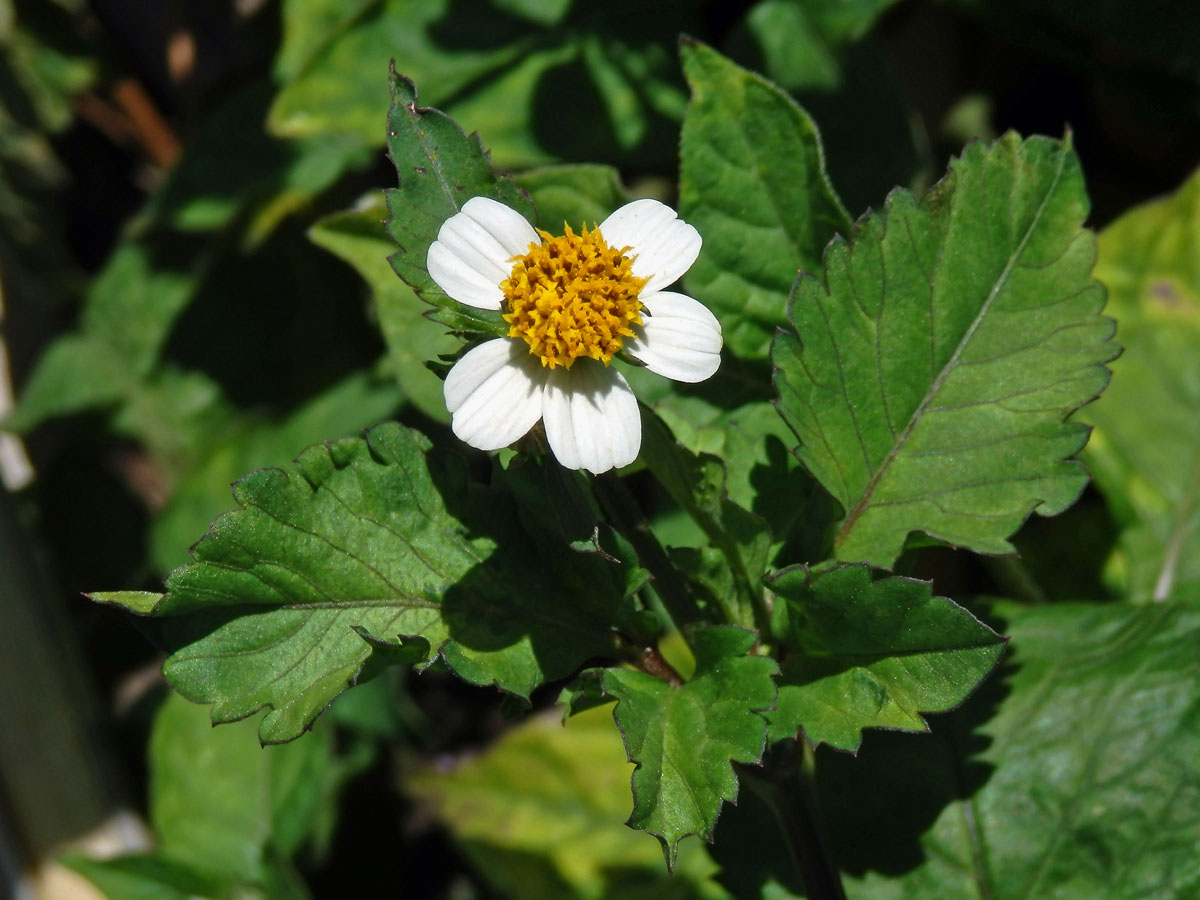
<box><xmin>426</xmin><ymin>196</ymin><xmax>722</xmax><ymax>474</ymax></box>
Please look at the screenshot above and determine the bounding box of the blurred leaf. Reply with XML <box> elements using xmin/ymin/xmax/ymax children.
<box><xmin>766</xmin><ymin>565</ymin><xmax>1005</xmax><ymax>751</ymax></box>
<box><xmin>268</xmin><ymin>0</ymin><xmax>689</xmax><ymax>167</ymax></box>
<box><xmin>109</xmin><ymin>367</ymin><xmax>236</xmax><ymax>482</ymax></box>
<box><xmin>514</xmin><ymin>163</ymin><xmax>630</xmax><ymax>230</ymax></box>
<box><xmin>727</xmin><ymin>0</ymin><xmax>907</xmax><ymax>94</ymax></box>
<box><xmin>144</xmin><ymin>82</ymin><xmax>372</xmax><ymax>242</ymax></box>
<box><xmin>383</xmin><ymin>69</ymin><xmax>533</xmax><ymax>336</ymax></box>
<box><xmin>406</xmin><ymin>705</ymin><xmax>728</xmax><ymax>899</ymax></box>
<box><xmin>731</xmin><ymin>0</ymin><xmax>841</xmax><ymax>90</ymax></box>
<box><xmin>604</xmin><ymin>627</ymin><xmax>778</xmax><ymax>867</ymax></box>
<box><xmin>149</xmin><ymin>369</ymin><xmax>403</xmax><ymax>573</ymax></box>
<box><xmin>92</xmin><ymin>423</ymin><xmax>626</xmax><ymax>742</ymax></box>
<box><xmin>269</xmin><ymin>0</ymin><xmax>531</xmax><ymax>152</ymax></box>
<box><xmin>1085</xmin><ymin>167</ymin><xmax>1200</xmax><ymax>601</ymax></box>
<box><xmin>4</xmin><ymin>334</ymin><xmax>127</xmax><ymax>431</ymax></box>
<box><xmin>0</xmin><ymin>0</ymin><xmax>94</xmax><ymax>279</ymax></box>
<box><xmin>63</xmin><ymin>853</ymin><xmax>230</xmax><ymax>900</ymax></box>
<box><xmin>9</xmin><ymin>234</ymin><xmax>208</xmax><ymax>431</ymax></box>
<box><xmin>824</xmin><ymin>597</ymin><xmax>1200</xmax><ymax>899</ymax></box>
<box><xmin>679</xmin><ymin>41</ymin><xmax>853</xmax><ymax>360</ymax></box>
<box><xmin>67</xmin><ymin>691</ymin><xmax>344</xmax><ymax>900</ymax></box>
<box><xmin>640</xmin><ymin>410</ymin><xmax>772</xmax><ymax>631</ymax></box>
<box><xmin>275</xmin><ymin>0</ymin><xmax>378</xmax><ymax>80</ymax></box>
<box><xmin>80</xmin><ymin>238</ymin><xmax>206</xmax><ymax>375</ymax></box>
<box><xmin>774</xmin><ymin>133</ymin><xmax>1117</xmax><ymax>567</ymax></box>
<box><xmin>0</xmin><ymin>0</ymin><xmax>95</xmax><ymax>130</ymax></box>
<box><xmin>491</xmin><ymin>0</ymin><xmax>572</xmax><ymax>28</ymax></box>
<box><xmin>309</xmin><ymin>200</ymin><xmax>451</xmax><ymax>420</ymax></box>
<box><xmin>149</xmin><ymin>692</ymin><xmax>332</xmax><ymax>879</ymax></box>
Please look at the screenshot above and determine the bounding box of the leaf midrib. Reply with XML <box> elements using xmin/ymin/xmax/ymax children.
<box><xmin>834</xmin><ymin>148</ymin><xmax>1070</xmax><ymax>559</ymax></box>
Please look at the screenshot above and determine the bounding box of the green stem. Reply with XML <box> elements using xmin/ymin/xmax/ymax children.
<box><xmin>744</xmin><ymin>741</ymin><xmax>848</xmax><ymax>900</ymax></box>
<box><xmin>793</xmin><ymin>740</ymin><xmax>848</xmax><ymax>900</ymax></box>
<box><xmin>593</xmin><ymin>471</ymin><xmax>704</xmax><ymax>634</ymax></box>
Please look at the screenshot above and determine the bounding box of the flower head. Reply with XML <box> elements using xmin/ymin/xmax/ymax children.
<box><xmin>427</xmin><ymin>196</ymin><xmax>722</xmax><ymax>474</ymax></box>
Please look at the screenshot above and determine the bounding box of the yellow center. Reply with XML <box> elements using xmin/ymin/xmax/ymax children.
<box><xmin>501</xmin><ymin>225</ymin><xmax>647</xmax><ymax>369</ymax></box>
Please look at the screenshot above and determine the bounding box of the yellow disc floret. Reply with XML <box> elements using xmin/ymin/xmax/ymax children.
<box><xmin>502</xmin><ymin>225</ymin><xmax>648</xmax><ymax>369</ymax></box>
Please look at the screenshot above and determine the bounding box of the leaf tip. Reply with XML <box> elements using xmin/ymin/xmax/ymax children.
<box><xmin>86</xmin><ymin>590</ymin><xmax>164</xmax><ymax>615</ymax></box>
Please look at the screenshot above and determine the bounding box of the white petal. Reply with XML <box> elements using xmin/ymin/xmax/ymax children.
<box><xmin>598</xmin><ymin>198</ymin><xmax>702</xmax><ymax>295</ymax></box>
<box><xmin>444</xmin><ymin>339</ymin><xmax>545</xmax><ymax>451</ymax></box>
<box><xmin>626</xmin><ymin>291</ymin><xmax>723</xmax><ymax>383</ymax></box>
<box><xmin>542</xmin><ymin>363</ymin><xmax>641</xmax><ymax>474</ymax></box>
<box><xmin>427</xmin><ymin>197</ymin><xmax>539</xmax><ymax>309</ymax></box>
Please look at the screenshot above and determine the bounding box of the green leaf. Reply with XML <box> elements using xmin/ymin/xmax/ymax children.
<box><xmin>639</xmin><ymin>388</ymin><xmax>822</xmax><ymax>559</ymax></box>
<box><xmin>95</xmin><ymin>423</ymin><xmax>624</xmax><ymax>742</ymax></box>
<box><xmin>274</xmin><ymin>0</ymin><xmax>377</xmax><ymax>80</ymax></box>
<box><xmin>823</xmin><ymin>598</ymin><xmax>1200</xmax><ymax>899</ymax></box>
<box><xmin>148</xmin><ymin>369</ymin><xmax>403</xmax><ymax>573</ymax></box>
<box><xmin>4</xmin><ymin>334</ymin><xmax>127</xmax><ymax>431</ymax></box>
<box><xmin>604</xmin><ymin>627</ymin><xmax>778</xmax><ymax>867</ymax></box>
<box><xmin>1085</xmin><ymin>167</ymin><xmax>1200</xmax><ymax>601</ymax></box>
<box><xmin>67</xmin><ymin>690</ymin><xmax>342</xmax><ymax>900</ymax></box>
<box><xmin>269</xmin><ymin>0</ymin><xmax>530</xmax><ymax>150</ymax></box>
<box><xmin>8</xmin><ymin>234</ymin><xmax>208</xmax><ymax>431</ymax></box>
<box><xmin>514</xmin><ymin>163</ymin><xmax>630</xmax><ymax>231</ymax></box>
<box><xmin>726</xmin><ymin>0</ymin><xmax>902</xmax><ymax>94</ymax></box>
<box><xmin>63</xmin><ymin>854</ymin><xmax>230</xmax><ymax>900</ymax></box>
<box><xmin>639</xmin><ymin>410</ymin><xmax>772</xmax><ymax>631</ymax></box>
<box><xmin>383</xmin><ymin>69</ymin><xmax>533</xmax><ymax>335</ymax></box>
<box><xmin>268</xmin><ymin>1</ymin><xmax>689</xmax><ymax>167</ymax></box>
<box><xmin>406</xmin><ymin>705</ymin><xmax>727</xmax><ymax>899</ymax></box>
<box><xmin>149</xmin><ymin>692</ymin><xmax>331</xmax><ymax>881</ymax></box>
<box><xmin>144</xmin><ymin>80</ymin><xmax>371</xmax><ymax>242</ymax></box>
<box><xmin>678</xmin><ymin>41</ymin><xmax>853</xmax><ymax>360</ymax></box>
<box><xmin>309</xmin><ymin>201</ymin><xmax>453</xmax><ymax>421</ymax></box>
<box><xmin>765</xmin><ymin>565</ymin><xmax>1006</xmax><ymax>751</ymax></box>
<box><xmin>774</xmin><ymin>133</ymin><xmax>1118</xmax><ymax>567</ymax></box>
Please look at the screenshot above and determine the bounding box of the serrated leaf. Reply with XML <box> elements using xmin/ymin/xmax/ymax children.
<box><xmin>406</xmin><ymin>706</ymin><xmax>727</xmax><ymax>900</ymax></box>
<box><xmin>383</xmin><ymin>69</ymin><xmax>533</xmax><ymax>335</ymax></box>
<box><xmin>679</xmin><ymin>41</ymin><xmax>853</xmax><ymax>360</ymax></box>
<box><xmin>822</xmin><ymin>598</ymin><xmax>1200</xmax><ymax>899</ymax></box>
<box><xmin>639</xmin><ymin>410</ymin><xmax>772</xmax><ymax>631</ymax></box>
<box><xmin>1085</xmin><ymin>167</ymin><xmax>1200</xmax><ymax>601</ymax></box>
<box><xmin>604</xmin><ymin>627</ymin><xmax>778</xmax><ymax>867</ymax></box>
<box><xmin>765</xmin><ymin>565</ymin><xmax>1005</xmax><ymax>751</ymax></box>
<box><xmin>774</xmin><ymin>133</ymin><xmax>1118</xmax><ymax>567</ymax></box>
<box><xmin>95</xmin><ymin>423</ymin><xmax>623</xmax><ymax>742</ymax></box>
